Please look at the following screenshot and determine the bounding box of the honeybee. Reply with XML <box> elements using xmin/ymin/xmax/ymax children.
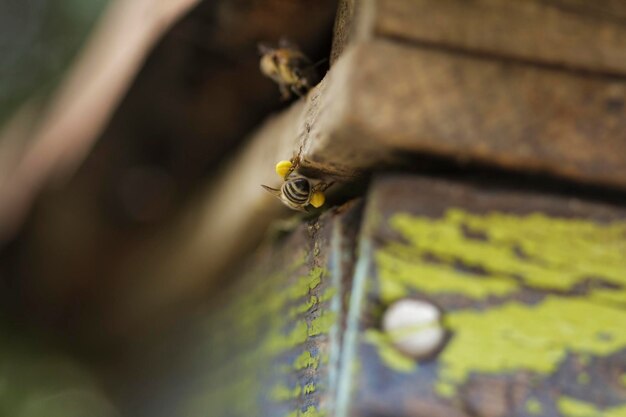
<box><xmin>258</xmin><ymin>39</ymin><xmax>320</xmax><ymax>100</ymax></box>
<box><xmin>262</xmin><ymin>158</ymin><xmax>332</xmax><ymax>211</ymax></box>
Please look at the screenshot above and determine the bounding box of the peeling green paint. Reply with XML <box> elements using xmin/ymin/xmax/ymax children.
<box><xmin>186</xmin><ymin>246</ymin><xmax>338</xmax><ymax>417</ymax></box>
<box><xmin>438</xmin><ymin>297</ymin><xmax>626</xmax><ymax>395</ymax></box>
<box><xmin>308</xmin><ymin>312</ymin><xmax>337</xmax><ymax>337</ymax></box>
<box><xmin>377</xmin><ymin>246</ymin><xmax>519</xmax><ymax>302</ymax></box>
<box><xmin>526</xmin><ymin>397</ymin><xmax>543</xmax><ymax>415</ymax></box>
<box><xmin>286</xmin><ymin>406</ymin><xmax>325</xmax><ymax>417</ymax></box>
<box><xmin>293</xmin><ymin>351</ymin><xmax>320</xmax><ymax>371</ymax></box>
<box><xmin>577</xmin><ymin>372</ymin><xmax>590</xmax><ymax>385</ymax></box>
<box><xmin>362</xmin><ymin>329</ymin><xmax>416</xmax><ymax>373</ymax></box>
<box><xmin>263</xmin><ymin>320</ymin><xmax>309</xmax><ymax>355</ymax></box>
<box><xmin>379</xmin><ymin>210</ymin><xmax>626</xmax><ymax>300</ymax></box>
<box><xmin>270</xmin><ymin>382</ymin><xmax>316</xmax><ymax>401</ymax></box>
<box><xmin>558</xmin><ymin>396</ymin><xmax>626</xmax><ymax>417</ymax></box>
<box><xmin>319</xmin><ymin>287</ymin><xmax>337</xmax><ymax>303</ymax></box>
<box><xmin>433</xmin><ymin>381</ymin><xmax>455</xmax><ymax>399</ymax></box>
<box><xmin>288</xmin><ymin>296</ymin><xmax>319</xmax><ymax>318</ymax></box>
<box><xmin>271</xmin><ymin>383</ymin><xmax>302</xmax><ymax>401</ymax></box>
<box><xmin>372</xmin><ymin>209</ymin><xmax>626</xmax><ymax>400</ymax></box>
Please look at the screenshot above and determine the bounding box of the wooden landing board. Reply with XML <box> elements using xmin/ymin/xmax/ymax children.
<box><xmin>339</xmin><ymin>175</ymin><xmax>626</xmax><ymax>417</ymax></box>
<box><xmin>352</xmin><ymin>0</ymin><xmax>626</xmax><ymax>76</ymax></box>
<box><xmin>153</xmin><ymin>202</ymin><xmax>361</xmax><ymax>417</ymax></box>
<box><xmin>154</xmin><ymin>175</ymin><xmax>626</xmax><ymax>417</ymax></box>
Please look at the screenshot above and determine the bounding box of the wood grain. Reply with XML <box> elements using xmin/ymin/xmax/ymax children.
<box><xmin>355</xmin><ymin>0</ymin><xmax>626</xmax><ymax>76</ymax></box>
<box><xmin>301</xmin><ymin>39</ymin><xmax>626</xmax><ymax>188</ymax></box>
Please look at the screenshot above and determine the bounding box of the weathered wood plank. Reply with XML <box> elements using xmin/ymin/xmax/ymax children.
<box><xmin>301</xmin><ymin>39</ymin><xmax>626</xmax><ymax>188</ymax></box>
<box><xmin>330</xmin><ymin>0</ymin><xmax>358</xmax><ymax>64</ymax></box>
<box><xmin>129</xmin><ymin>202</ymin><xmax>361</xmax><ymax>417</ymax></box>
<box><xmin>353</xmin><ymin>0</ymin><xmax>626</xmax><ymax>76</ymax></box>
<box><xmin>337</xmin><ymin>175</ymin><xmax>626</xmax><ymax>417</ymax></box>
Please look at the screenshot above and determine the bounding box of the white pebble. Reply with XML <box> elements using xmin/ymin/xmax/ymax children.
<box><xmin>382</xmin><ymin>299</ymin><xmax>445</xmax><ymax>359</ymax></box>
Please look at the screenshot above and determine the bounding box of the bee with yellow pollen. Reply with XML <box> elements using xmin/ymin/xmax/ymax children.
<box><xmin>262</xmin><ymin>158</ymin><xmax>332</xmax><ymax>211</ymax></box>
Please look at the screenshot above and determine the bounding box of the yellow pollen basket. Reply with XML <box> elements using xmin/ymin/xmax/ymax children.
<box><xmin>310</xmin><ymin>191</ymin><xmax>325</xmax><ymax>208</ymax></box>
<box><xmin>275</xmin><ymin>160</ymin><xmax>293</xmax><ymax>179</ymax></box>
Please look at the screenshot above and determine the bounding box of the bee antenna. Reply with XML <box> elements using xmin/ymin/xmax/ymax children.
<box><xmin>310</xmin><ymin>58</ymin><xmax>328</xmax><ymax>69</ymax></box>
<box><xmin>279</xmin><ymin>37</ymin><xmax>298</xmax><ymax>49</ymax></box>
<box><xmin>257</xmin><ymin>42</ymin><xmax>273</xmax><ymax>55</ymax></box>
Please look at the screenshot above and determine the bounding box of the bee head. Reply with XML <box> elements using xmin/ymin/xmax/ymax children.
<box><xmin>260</xmin><ymin>53</ymin><xmax>281</xmax><ymax>78</ymax></box>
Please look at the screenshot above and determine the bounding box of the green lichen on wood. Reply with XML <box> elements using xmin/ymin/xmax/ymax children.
<box><xmin>558</xmin><ymin>396</ymin><xmax>626</xmax><ymax>417</ymax></box>
<box><xmin>372</xmin><ymin>209</ymin><xmax>626</xmax><ymax>401</ymax></box>
<box><xmin>577</xmin><ymin>372</ymin><xmax>590</xmax><ymax>385</ymax></box>
<box><xmin>285</xmin><ymin>405</ymin><xmax>325</xmax><ymax>417</ymax></box>
<box><xmin>362</xmin><ymin>329</ymin><xmax>416</xmax><ymax>373</ymax></box>
<box><xmin>271</xmin><ymin>383</ymin><xmax>302</xmax><ymax>402</ymax></box>
<box><xmin>293</xmin><ymin>351</ymin><xmax>320</xmax><ymax>371</ymax></box>
<box><xmin>526</xmin><ymin>397</ymin><xmax>543</xmax><ymax>415</ymax></box>
<box><xmin>378</xmin><ymin>209</ymin><xmax>626</xmax><ymax>300</ymax></box>
<box><xmin>308</xmin><ymin>312</ymin><xmax>337</xmax><ymax>337</ymax></box>
<box><xmin>437</xmin><ymin>296</ymin><xmax>626</xmax><ymax>396</ymax></box>
<box><xmin>185</xmin><ymin>252</ymin><xmax>339</xmax><ymax>417</ymax></box>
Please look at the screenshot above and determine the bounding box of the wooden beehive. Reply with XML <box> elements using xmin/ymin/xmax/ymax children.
<box><xmin>1</xmin><ymin>1</ymin><xmax>625</xmax><ymax>416</ymax></box>
<box><xmin>119</xmin><ymin>1</ymin><xmax>625</xmax><ymax>416</ymax></box>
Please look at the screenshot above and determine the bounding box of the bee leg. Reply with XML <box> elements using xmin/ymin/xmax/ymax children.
<box><xmin>313</xmin><ymin>181</ymin><xmax>334</xmax><ymax>193</ymax></box>
<box><xmin>291</xmin><ymin>83</ymin><xmax>307</xmax><ymax>98</ymax></box>
<box><xmin>289</xmin><ymin>155</ymin><xmax>301</xmax><ymax>173</ymax></box>
<box><xmin>279</xmin><ymin>84</ymin><xmax>292</xmax><ymax>101</ymax></box>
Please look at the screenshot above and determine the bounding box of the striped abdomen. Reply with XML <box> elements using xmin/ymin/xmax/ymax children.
<box><xmin>282</xmin><ymin>177</ymin><xmax>311</xmax><ymax>205</ymax></box>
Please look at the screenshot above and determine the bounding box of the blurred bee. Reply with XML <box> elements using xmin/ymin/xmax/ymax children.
<box><xmin>262</xmin><ymin>159</ymin><xmax>332</xmax><ymax>211</ymax></box>
<box><xmin>258</xmin><ymin>39</ymin><xmax>321</xmax><ymax>100</ymax></box>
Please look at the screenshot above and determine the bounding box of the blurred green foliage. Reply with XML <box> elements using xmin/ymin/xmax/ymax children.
<box><xmin>0</xmin><ymin>321</ymin><xmax>118</xmax><ymax>417</ymax></box>
<box><xmin>0</xmin><ymin>0</ymin><xmax>108</xmax><ymax>130</ymax></box>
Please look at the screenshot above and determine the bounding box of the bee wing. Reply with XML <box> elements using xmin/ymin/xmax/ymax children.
<box><xmin>278</xmin><ymin>37</ymin><xmax>300</xmax><ymax>50</ymax></box>
<box><xmin>257</xmin><ymin>42</ymin><xmax>274</xmax><ymax>55</ymax></box>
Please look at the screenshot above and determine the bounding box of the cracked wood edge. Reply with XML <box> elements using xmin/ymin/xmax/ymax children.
<box><xmin>300</xmin><ymin>39</ymin><xmax>626</xmax><ymax>188</ymax></box>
